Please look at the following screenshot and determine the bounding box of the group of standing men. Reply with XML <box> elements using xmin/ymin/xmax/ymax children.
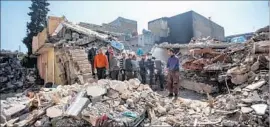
<box><xmin>87</xmin><ymin>44</ymin><xmax>180</xmax><ymax>98</ymax></box>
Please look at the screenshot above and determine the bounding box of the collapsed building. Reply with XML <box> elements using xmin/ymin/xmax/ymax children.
<box><xmin>32</xmin><ymin>16</ymin><xmax>125</xmax><ymax>85</ymax></box>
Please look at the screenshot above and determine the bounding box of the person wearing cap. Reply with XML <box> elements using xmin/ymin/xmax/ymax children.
<box><xmin>94</xmin><ymin>48</ymin><xmax>109</xmax><ymax>80</ymax></box>
<box><xmin>87</xmin><ymin>44</ymin><xmax>97</xmax><ymax>78</ymax></box>
<box><xmin>166</xmin><ymin>48</ymin><xmax>180</xmax><ymax>98</ymax></box>
<box><xmin>146</xmin><ymin>53</ymin><xmax>155</xmax><ymax>86</ymax></box>
<box><xmin>153</xmin><ymin>57</ymin><xmax>165</xmax><ymax>91</ymax></box>
<box><xmin>125</xmin><ymin>54</ymin><xmax>133</xmax><ymax>80</ymax></box>
<box><xmin>109</xmin><ymin>52</ymin><xmax>120</xmax><ymax>80</ymax></box>
<box><xmin>139</xmin><ymin>54</ymin><xmax>147</xmax><ymax>84</ymax></box>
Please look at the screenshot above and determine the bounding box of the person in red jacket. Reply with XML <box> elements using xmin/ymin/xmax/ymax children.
<box><xmin>94</xmin><ymin>49</ymin><xmax>109</xmax><ymax>80</ymax></box>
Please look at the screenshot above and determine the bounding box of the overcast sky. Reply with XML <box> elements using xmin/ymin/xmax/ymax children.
<box><xmin>1</xmin><ymin>1</ymin><xmax>269</xmax><ymax>53</ymax></box>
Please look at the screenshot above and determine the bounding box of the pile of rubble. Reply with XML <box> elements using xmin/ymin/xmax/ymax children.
<box><xmin>189</xmin><ymin>36</ymin><xmax>221</xmax><ymax>44</ymax></box>
<box><xmin>0</xmin><ymin>50</ymin><xmax>37</xmax><ymax>94</ymax></box>
<box><xmin>181</xmin><ymin>26</ymin><xmax>269</xmax><ymax>92</ymax></box>
<box><xmin>1</xmin><ymin>77</ymin><xmax>268</xmax><ymax>126</ymax></box>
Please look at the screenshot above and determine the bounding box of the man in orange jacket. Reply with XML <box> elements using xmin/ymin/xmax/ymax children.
<box><xmin>94</xmin><ymin>49</ymin><xmax>109</xmax><ymax>80</ymax></box>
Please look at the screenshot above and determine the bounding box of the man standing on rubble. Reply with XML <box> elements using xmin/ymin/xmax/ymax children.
<box><xmin>105</xmin><ymin>46</ymin><xmax>113</xmax><ymax>78</ymax></box>
<box><xmin>106</xmin><ymin>46</ymin><xmax>113</xmax><ymax>63</ymax></box>
<box><xmin>153</xmin><ymin>57</ymin><xmax>165</xmax><ymax>91</ymax></box>
<box><xmin>88</xmin><ymin>44</ymin><xmax>97</xmax><ymax>78</ymax></box>
<box><xmin>166</xmin><ymin>48</ymin><xmax>180</xmax><ymax>98</ymax></box>
<box><xmin>109</xmin><ymin>52</ymin><xmax>120</xmax><ymax>80</ymax></box>
<box><xmin>139</xmin><ymin>54</ymin><xmax>147</xmax><ymax>84</ymax></box>
<box><xmin>125</xmin><ymin>54</ymin><xmax>133</xmax><ymax>80</ymax></box>
<box><xmin>146</xmin><ymin>53</ymin><xmax>155</xmax><ymax>86</ymax></box>
<box><xmin>119</xmin><ymin>53</ymin><xmax>126</xmax><ymax>81</ymax></box>
<box><xmin>94</xmin><ymin>49</ymin><xmax>109</xmax><ymax>80</ymax></box>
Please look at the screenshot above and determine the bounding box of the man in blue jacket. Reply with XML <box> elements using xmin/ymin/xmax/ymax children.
<box><xmin>166</xmin><ymin>49</ymin><xmax>180</xmax><ymax>98</ymax></box>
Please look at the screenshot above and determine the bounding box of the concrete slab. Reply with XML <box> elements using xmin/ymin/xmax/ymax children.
<box><xmin>86</xmin><ymin>85</ymin><xmax>106</xmax><ymax>97</ymax></box>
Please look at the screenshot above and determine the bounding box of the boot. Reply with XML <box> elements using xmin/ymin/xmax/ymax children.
<box><xmin>167</xmin><ymin>93</ymin><xmax>174</xmax><ymax>98</ymax></box>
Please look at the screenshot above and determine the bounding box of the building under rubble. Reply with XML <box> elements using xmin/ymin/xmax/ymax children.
<box><xmin>148</xmin><ymin>10</ymin><xmax>225</xmax><ymax>44</ymax></box>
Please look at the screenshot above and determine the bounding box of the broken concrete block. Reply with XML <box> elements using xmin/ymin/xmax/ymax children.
<box><xmin>157</xmin><ymin>105</ymin><xmax>166</xmax><ymax>115</ymax></box>
<box><xmin>128</xmin><ymin>79</ymin><xmax>141</xmax><ymax>89</ymax></box>
<box><xmin>230</xmin><ymin>73</ymin><xmax>249</xmax><ymax>85</ymax></box>
<box><xmin>126</xmin><ymin>99</ymin><xmax>134</xmax><ymax>106</ymax></box>
<box><xmin>111</xmin><ymin>82</ymin><xmax>128</xmax><ymax>94</ymax></box>
<box><xmin>46</xmin><ymin>105</ymin><xmax>63</xmax><ymax>118</ymax></box>
<box><xmin>86</xmin><ymin>85</ymin><xmax>106</xmax><ymax>97</ymax></box>
<box><xmin>243</xmin><ymin>91</ymin><xmax>249</xmax><ymax>96</ymax></box>
<box><xmin>66</xmin><ymin>97</ymin><xmax>90</xmax><ymax>117</ymax></box>
<box><xmin>241</xmin><ymin>107</ymin><xmax>253</xmax><ymax>114</ymax></box>
<box><xmin>120</xmin><ymin>91</ymin><xmax>130</xmax><ymax>100</ymax></box>
<box><xmin>251</xmin><ymin>61</ymin><xmax>259</xmax><ymax>72</ymax></box>
<box><xmin>245</xmin><ymin>80</ymin><xmax>266</xmax><ymax>90</ymax></box>
<box><xmin>106</xmin><ymin>88</ymin><xmax>119</xmax><ymax>98</ymax></box>
<box><xmin>251</xmin><ymin>104</ymin><xmax>267</xmax><ymax>115</ymax></box>
<box><xmin>3</xmin><ymin>104</ymin><xmax>26</xmax><ymax>120</ymax></box>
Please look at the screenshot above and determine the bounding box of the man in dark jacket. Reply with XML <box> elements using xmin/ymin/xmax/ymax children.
<box><xmin>105</xmin><ymin>46</ymin><xmax>113</xmax><ymax>78</ymax></box>
<box><xmin>166</xmin><ymin>48</ymin><xmax>180</xmax><ymax>98</ymax></box>
<box><xmin>119</xmin><ymin>53</ymin><xmax>126</xmax><ymax>81</ymax></box>
<box><xmin>139</xmin><ymin>54</ymin><xmax>147</xmax><ymax>84</ymax></box>
<box><xmin>153</xmin><ymin>57</ymin><xmax>165</xmax><ymax>90</ymax></box>
<box><xmin>87</xmin><ymin>44</ymin><xmax>97</xmax><ymax>77</ymax></box>
<box><xmin>146</xmin><ymin>53</ymin><xmax>155</xmax><ymax>86</ymax></box>
<box><xmin>125</xmin><ymin>54</ymin><xmax>133</xmax><ymax>80</ymax></box>
<box><xmin>109</xmin><ymin>52</ymin><xmax>120</xmax><ymax>80</ymax></box>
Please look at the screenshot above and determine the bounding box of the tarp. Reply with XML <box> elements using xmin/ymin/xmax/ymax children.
<box><xmin>109</xmin><ymin>41</ymin><xmax>124</xmax><ymax>51</ymax></box>
<box><xmin>231</xmin><ymin>36</ymin><xmax>247</xmax><ymax>43</ymax></box>
<box><xmin>136</xmin><ymin>48</ymin><xmax>144</xmax><ymax>56</ymax></box>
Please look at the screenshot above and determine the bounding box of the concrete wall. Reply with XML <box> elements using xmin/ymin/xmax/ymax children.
<box><xmin>37</xmin><ymin>47</ymin><xmax>62</xmax><ymax>84</ymax></box>
<box><xmin>108</xmin><ymin>17</ymin><xmax>138</xmax><ymax>36</ymax></box>
<box><xmin>167</xmin><ymin>11</ymin><xmax>193</xmax><ymax>44</ymax></box>
<box><xmin>38</xmin><ymin>28</ymin><xmax>48</xmax><ymax>47</ymax></box>
<box><xmin>192</xmin><ymin>11</ymin><xmax>225</xmax><ymax>41</ymax></box>
<box><xmin>32</xmin><ymin>36</ymin><xmax>38</xmax><ymax>53</ymax></box>
<box><xmin>138</xmin><ymin>31</ymin><xmax>155</xmax><ymax>47</ymax></box>
<box><xmin>47</xmin><ymin>16</ymin><xmax>65</xmax><ymax>35</ymax></box>
<box><xmin>148</xmin><ymin>18</ymin><xmax>170</xmax><ymax>42</ymax></box>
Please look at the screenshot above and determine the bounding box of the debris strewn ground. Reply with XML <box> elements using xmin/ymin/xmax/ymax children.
<box><xmin>0</xmin><ymin>26</ymin><xmax>269</xmax><ymax>127</ymax></box>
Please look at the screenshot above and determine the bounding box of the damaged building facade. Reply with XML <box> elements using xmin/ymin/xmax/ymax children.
<box><xmin>32</xmin><ymin>16</ymin><xmax>124</xmax><ymax>85</ymax></box>
<box><xmin>148</xmin><ymin>10</ymin><xmax>225</xmax><ymax>44</ymax></box>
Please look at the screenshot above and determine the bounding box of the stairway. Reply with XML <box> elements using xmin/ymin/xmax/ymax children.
<box><xmin>56</xmin><ymin>48</ymin><xmax>93</xmax><ymax>85</ymax></box>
